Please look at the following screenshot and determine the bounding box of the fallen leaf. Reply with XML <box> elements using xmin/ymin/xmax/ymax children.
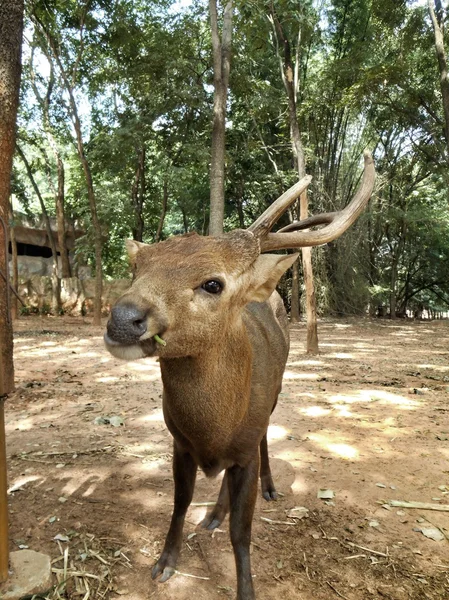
<box><xmin>317</xmin><ymin>489</ymin><xmax>334</xmax><ymax>500</ymax></box>
<box><xmin>419</xmin><ymin>527</ymin><xmax>445</xmax><ymax>542</ymax></box>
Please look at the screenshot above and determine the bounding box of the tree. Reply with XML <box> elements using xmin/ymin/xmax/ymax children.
<box><xmin>209</xmin><ymin>0</ymin><xmax>233</xmax><ymax>235</ymax></box>
<box><xmin>269</xmin><ymin>2</ymin><xmax>318</xmax><ymax>353</ymax></box>
<box><xmin>428</xmin><ymin>0</ymin><xmax>449</xmax><ymax>162</ymax></box>
<box><xmin>0</xmin><ymin>0</ymin><xmax>23</xmax><ymax>584</ymax></box>
<box><xmin>32</xmin><ymin>2</ymin><xmax>103</xmax><ymax>324</ymax></box>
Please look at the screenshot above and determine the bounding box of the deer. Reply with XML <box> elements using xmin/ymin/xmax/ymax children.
<box><xmin>104</xmin><ymin>152</ymin><xmax>375</xmax><ymax>600</ymax></box>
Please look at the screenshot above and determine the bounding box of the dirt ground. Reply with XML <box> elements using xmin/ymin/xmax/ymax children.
<box><xmin>4</xmin><ymin>315</ymin><xmax>449</xmax><ymax>600</ymax></box>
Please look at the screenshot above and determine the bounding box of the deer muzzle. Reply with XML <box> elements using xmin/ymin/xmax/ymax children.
<box><xmin>106</xmin><ymin>302</ymin><xmax>148</xmax><ymax>345</ymax></box>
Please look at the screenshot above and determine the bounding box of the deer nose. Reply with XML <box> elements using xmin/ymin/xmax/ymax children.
<box><xmin>107</xmin><ymin>303</ymin><xmax>148</xmax><ymax>344</ymax></box>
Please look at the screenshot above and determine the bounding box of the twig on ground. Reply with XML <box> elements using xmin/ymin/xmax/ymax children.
<box><xmin>326</xmin><ymin>581</ymin><xmax>349</xmax><ymax>600</ymax></box>
<box><xmin>389</xmin><ymin>500</ymin><xmax>449</xmax><ymax>512</ymax></box>
<box><xmin>175</xmin><ymin>570</ymin><xmax>210</xmax><ymax>580</ymax></box>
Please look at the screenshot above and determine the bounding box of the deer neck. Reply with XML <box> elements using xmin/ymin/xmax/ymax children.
<box><xmin>159</xmin><ymin>319</ymin><xmax>253</xmax><ymax>448</ymax></box>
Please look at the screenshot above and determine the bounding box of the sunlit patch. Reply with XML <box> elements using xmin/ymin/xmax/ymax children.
<box><xmin>8</xmin><ymin>475</ymin><xmax>42</xmax><ymax>494</ymax></box>
<box><xmin>141</xmin><ymin>410</ymin><xmax>165</xmax><ymax>422</ymax></box>
<box><xmin>267</xmin><ymin>424</ymin><xmax>288</xmax><ymax>441</ymax></box>
<box><xmin>288</xmin><ymin>360</ymin><xmax>327</xmax><ymax>367</ymax></box>
<box><xmin>59</xmin><ymin>472</ymin><xmax>106</xmax><ymax>497</ymax></box>
<box><xmin>327</xmin><ymin>443</ymin><xmax>358</xmax><ymax>460</ymax></box>
<box><xmin>307</xmin><ymin>433</ymin><xmax>359</xmax><ymax>460</ymax></box>
<box><xmin>330</xmin><ymin>352</ymin><xmax>354</xmax><ymax>359</ymax></box>
<box><xmin>96</xmin><ymin>376</ymin><xmax>119</xmax><ymax>383</ymax></box>
<box><xmin>417</xmin><ymin>363</ymin><xmax>449</xmax><ymax>372</ymax></box>
<box><xmin>334</xmin><ymin>405</ymin><xmax>352</xmax><ymax>418</ymax></box>
<box><xmin>291</xmin><ymin>474</ymin><xmax>308</xmax><ymax>493</ymax></box>
<box><xmin>6</xmin><ymin>417</ymin><xmax>34</xmax><ymax>431</ymax></box>
<box><xmin>283</xmin><ymin>370</ymin><xmax>320</xmax><ymax>380</ymax></box>
<box><xmin>333</xmin><ymin>324</ymin><xmax>352</xmax><ymax>329</ymax></box>
<box><xmin>128</xmin><ymin>360</ymin><xmax>160</xmax><ymax>372</ymax></box>
<box><xmin>329</xmin><ymin>389</ymin><xmax>419</xmax><ymax>408</ymax></box>
<box><xmin>299</xmin><ymin>406</ymin><xmax>330</xmax><ymax>418</ymax></box>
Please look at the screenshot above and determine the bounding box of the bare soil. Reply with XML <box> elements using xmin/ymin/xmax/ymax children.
<box><xmin>4</xmin><ymin>316</ymin><xmax>449</xmax><ymax>600</ymax></box>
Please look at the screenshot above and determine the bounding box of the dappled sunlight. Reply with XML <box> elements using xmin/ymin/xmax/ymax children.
<box><xmin>288</xmin><ymin>359</ymin><xmax>328</xmax><ymax>367</ymax></box>
<box><xmin>7</xmin><ymin>415</ymin><xmax>35</xmax><ymax>431</ymax></box>
<box><xmin>291</xmin><ymin>473</ymin><xmax>308</xmax><ymax>494</ymax></box>
<box><xmin>298</xmin><ymin>406</ymin><xmax>331</xmax><ymax>418</ymax></box>
<box><xmin>329</xmin><ymin>389</ymin><xmax>420</xmax><ymax>409</ymax></box>
<box><xmin>140</xmin><ymin>410</ymin><xmax>165</xmax><ymax>423</ymax></box>
<box><xmin>283</xmin><ymin>370</ymin><xmax>320</xmax><ymax>380</ymax></box>
<box><xmin>8</xmin><ymin>474</ymin><xmax>43</xmax><ymax>494</ymax></box>
<box><xmin>267</xmin><ymin>424</ymin><xmax>288</xmax><ymax>442</ymax></box>
<box><xmin>307</xmin><ymin>433</ymin><xmax>359</xmax><ymax>460</ymax></box>
<box><xmin>330</xmin><ymin>352</ymin><xmax>355</xmax><ymax>359</ymax></box>
<box><xmin>416</xmin><ymin>363</ymin><xmax>449</xmax><ymax>372</ymax></box>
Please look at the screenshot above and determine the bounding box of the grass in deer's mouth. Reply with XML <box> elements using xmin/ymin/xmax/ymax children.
<box><xmin>154</xmin><ymin>334</ymin><xmax>167</xmax><ymax>346</ymax></box>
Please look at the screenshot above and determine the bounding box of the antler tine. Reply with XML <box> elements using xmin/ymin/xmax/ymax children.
<box><xmin>248</xmin><ymin>175</ymin><xmax>312</xmax><ymax>239</ymax></box>
<box><xmin>277</xmin><ymin>212</ymin><xmax>336</xmax><ymax>233</ymax></box>
<box><xmin>260</xmin><ymin>151</ymin><xmax>375</xmax><ymax>252</ymax></box>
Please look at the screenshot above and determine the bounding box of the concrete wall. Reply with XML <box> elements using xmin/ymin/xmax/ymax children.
<box><xmin>17</xmin><ymin>276</ymin><xmax>131</xmax><ymax>315</ymax></box>
<box><xmin>9</xmin><ymin>256</ymin><xmax>91</xmax><ymax>280</ymax></box>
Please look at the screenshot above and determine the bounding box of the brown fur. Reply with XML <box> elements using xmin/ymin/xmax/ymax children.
<box><xmin>104</xmin><ymin>230</ymin><xmax>298</xmax><ymax>599</ymax></box>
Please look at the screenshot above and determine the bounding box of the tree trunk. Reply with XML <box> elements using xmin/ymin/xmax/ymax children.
<box><xmin>428</xmin><ymin>0</ymin><xmax>449</xmax><ymax>161</ymax></box>
<box><xmin>300</xmin><ymin>191</ymin><xmax>319</xmax><ymax>353</ymax></box>
<box><xmin>131</xmin><ymin>146</ymin><xmax>145</xmax><ymax>241</ymax></box>
<box><xmin>155</xmin><ymin>178</ymin><xmax>168</xmax><ymax>243</ymax></box>
<box><xmin>55</xmin><ymin>156</ymin><xmax>71</xmax><ymax>278</ymax></box>
<box><xmin>0</xmin><ymin>0</ymin><xmax>23</xmax><ymax>584</ymax></box>
<box><xmin>30</xmin><ymin>50</ymin><xmax>71</xmax><ymax>278</ymax></box>
<box><xmin>16</xmin><ymin>145</ymin><xmax>61</xmax><ymax>313</ymax></box>
<box><xmin>209</xmin><ymin>0</ymin><xmax>233</xmax><ymax>235</ymax></box>
<box><xmin>35</xmin><ymin>17</ymin><xmax>103</xmax><ymax>325</ymax></box>
<box><xmin>9</xmin><ymin>203</ymin><xmax>18</xmax><ymax>320</ymax></box>
<box><xmin>0</xmin><ymin>0</ymin><xmax>22</xmax><ymax>397</ymax></box>
<box><xmin>290</xmin><ymin>261</ymin><xmax>301</xmax><ymax>322</ymax></box>
<box><xmin>390</xmin><ymin>255</ymin><xmax>398</xmax><ymax>320</ymax></box>
<box><xmin>271</xmin><ymin>5</ymin><xmax>318</xmax><ymax>352</ymax></box>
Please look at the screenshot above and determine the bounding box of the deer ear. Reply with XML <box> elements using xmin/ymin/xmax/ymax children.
<box><xmin>125</xmin><ymin>239</ymin><xmax>148</xmax><ymax>263</ymax></box>
<box><xmin>246</xmin><ymin>253</ymin><xmax>299</xmax><ymax>303</ymax></box>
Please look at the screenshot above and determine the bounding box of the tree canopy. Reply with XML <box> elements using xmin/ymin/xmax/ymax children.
<box><xmin>12</xmin><ymin>0</ymin><xmax>449</xmax><ymax>317</ymax></box>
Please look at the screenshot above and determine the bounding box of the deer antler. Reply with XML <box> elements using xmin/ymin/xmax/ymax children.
<box><xmin>249</xmin><ymin>151</ymin><xmax>375</xmax><ymax>252</ymax></box>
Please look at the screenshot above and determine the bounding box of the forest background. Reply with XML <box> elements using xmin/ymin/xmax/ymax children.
<box><xmin>11</xmin><ymin>0</ymin><xmax>449</xmax><ymax>323</ymax></box>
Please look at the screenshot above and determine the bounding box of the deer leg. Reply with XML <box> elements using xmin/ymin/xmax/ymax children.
<box><xmin>260</xmin><ymin>433</ymin><xmax>277</xmax><ymax>501</ymax></box>
<box><xmin>227</xmin><ymin>454</ymin><xmax>259</xmax><ymax>600</ymax></box>
<box><xmin>152</xmin><ymin>441</ymin><xmax>197</xmax><ymax>583</ymax></box>
<box><xmin>201</xmin><ymin>471</ymin><xmax>230</xmax><ymax>530</ymax></box>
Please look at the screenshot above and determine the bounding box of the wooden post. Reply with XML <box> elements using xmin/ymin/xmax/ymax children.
<box><xmin>300</xmin><ymin>191</ymin><xmax>319</xmax><ymax>354</ymax></box>
<box><xmin>0</xmin><ymin>399</ymin><xmax>8</xmax><ymax>583</ymax></box>
<box><xmin>0</xmin><ymin>217</ymin><xmax>12</xmax><ymax>584</ymax></box>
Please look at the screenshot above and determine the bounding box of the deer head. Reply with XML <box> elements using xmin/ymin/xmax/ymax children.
<box><xmin>104</xmin><ymin>152</ymin><xmax>375</xmax><ymax>360</ymax></box>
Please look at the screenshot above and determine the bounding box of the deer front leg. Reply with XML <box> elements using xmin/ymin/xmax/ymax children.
<box><xmin>227</xmin><ymin>454</ymin><xmax>259</xmax><ymax>600</ymax></box>
<box><xmin>152</xmin><ymin>441</ymin><xmax>197</xmax><ymax>583</ymax></box>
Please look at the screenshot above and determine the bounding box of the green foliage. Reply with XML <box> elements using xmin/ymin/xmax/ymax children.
<box><xmin>13</xmin><ymin>0</ymin><xmax>449</xmax><ymax>317</ymax></box>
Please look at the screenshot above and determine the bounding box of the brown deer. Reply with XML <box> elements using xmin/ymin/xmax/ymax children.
<box><xmin>104</xmin><ymin>153</ymin><xmax>375</xmax><ymax>599</ymax></box>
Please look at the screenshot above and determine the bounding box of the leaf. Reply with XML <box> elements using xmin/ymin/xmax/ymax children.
<box><xmin>317</xmin><ymin>489</ymin><xmax>334</xmax><ymax>500</ymax></box>
<box><xmin>419</xmin><ymin>527</ymin><xmax>445</xmax><ymax>542</ymax></box>
<box><xmin>54</xmin><ymin>533</ymin><xmax>70</xmax><ymax>542</ymax></box>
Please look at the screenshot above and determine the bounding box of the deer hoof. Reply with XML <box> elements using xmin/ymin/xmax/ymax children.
<box><xmin>151</xmin><ymin>562</ymin><xmax>175</xmax><ymax>582</ymax></box>
<box><xmin>262</xmin><ymin>489</ymin><xmax>278</xmax><ymax>501</ymax></box>
<box><xmin>202</xmin><ymin>516</ymin><xmax>222</xmax><ymax>530</ymax></box>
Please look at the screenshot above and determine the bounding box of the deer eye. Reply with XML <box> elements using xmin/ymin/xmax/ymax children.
<box><xmin>201</xmin><ymin>280</ymin><xmax>223</xmax><ymax>294</ymax></box>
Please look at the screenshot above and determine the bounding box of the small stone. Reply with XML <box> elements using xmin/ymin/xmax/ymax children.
<box><xmin>376</xmin><ymin>483</ymin><xmax>386</xmax><ymax>488</ymax></box>
<box><xmin>0</xmin><ymin>550</ymin><xmax>52</xmax><ymax>600</ymax></box>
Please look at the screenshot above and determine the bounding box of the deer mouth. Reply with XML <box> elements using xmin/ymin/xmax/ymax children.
<box><xmin>103</xmin><ymin>333</ymin><xmax>161</xmax><ymax>360</ymax></box>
